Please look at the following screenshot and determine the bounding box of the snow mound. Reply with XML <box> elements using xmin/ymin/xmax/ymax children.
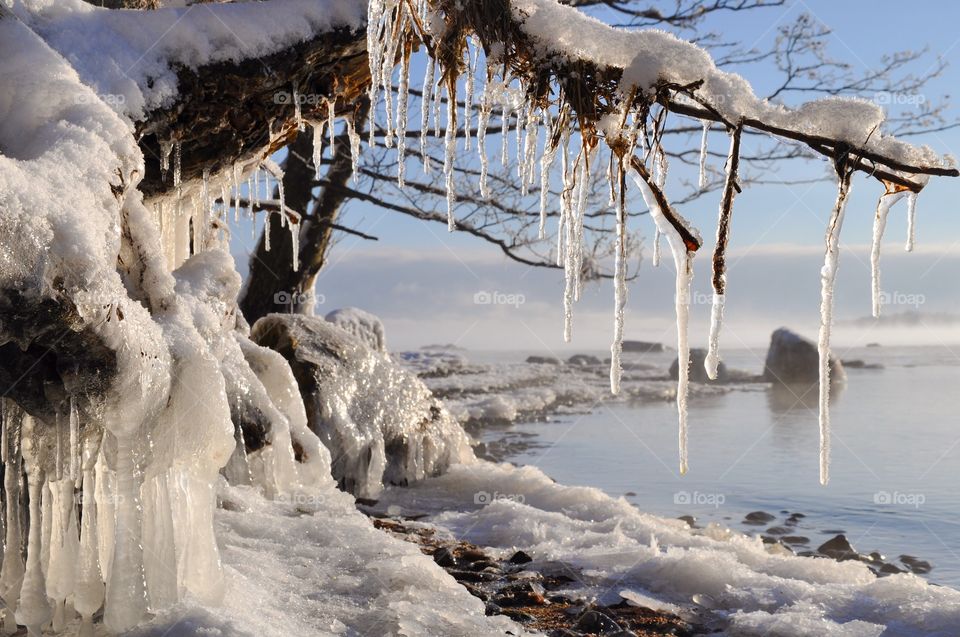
<box><xmin>324</xmin><ymin>306</ymin><xmax>388</xmax><ymax>352</ymax></box>
<box><xmin>251</xmin><ymin>314</ymin><xmax>474</xmax><ymax>498</ymax></box>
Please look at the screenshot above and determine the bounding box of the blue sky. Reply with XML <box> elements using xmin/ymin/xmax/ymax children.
<box><xmin>231</xmin><ymin>1</ymin><xmax>960</xmax><ymax>352</ymax></box>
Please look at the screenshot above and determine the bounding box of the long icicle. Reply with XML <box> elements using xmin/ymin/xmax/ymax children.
<box><xmin>904</xmin><ymin>191</ymin><xmax>918</xmax><ymax>252</ymax></box>
<box><xmin>477</xmin><ymin>72</ymin><xmax>492</xmax><ymax>197</ymax></box>
<box><xmin>631</xmin><ymin>157</ymin><xmax>701</xmax><ymax>475</ymax></box>
<box><xmin>871</xmin><ymin>188</ymin><xmax>908</xmax><ymax>317</ymax></box>
<box><xmin>444</xmin><ymin>82</ymin><xmax>457</xmax><ymax>231</ymax></box>
<box><xmin>396</xmin><ymin>44</ymin><xmax>410</xmax><ymax>187</ymax></box>
<box><xmin>705</xmin><ymin>124</ymin><xmax>742</xmax><ymax>379</ymax></box>
<box><xmin>421</xmin><ymin>61</ymin><xmax>435</xmax><ymax>172</ymax></box>
<box><xmin>610</xmin><ymin>161</ymin><xmax>628</xmax><ymax>394</ymax></box>
<box><xmin>818</xmin><ymin>162</ymin><xmax>854</xmax><ymax>486</ymax></box>
<box><xmin>698</xmin><ymin>121</ymin><xmax>709</xmax><ymax>191</ymax></box>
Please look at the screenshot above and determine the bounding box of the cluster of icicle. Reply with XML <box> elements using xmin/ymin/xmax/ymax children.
<box><xmin>153</xmin><ymin>93</ymin><xmax>365</xmax><ymax>274</ymax></box>
<box><xmin>366</xmin><ymin>0</ymin><xmax>927</xmax><ymax>482</ymax></box>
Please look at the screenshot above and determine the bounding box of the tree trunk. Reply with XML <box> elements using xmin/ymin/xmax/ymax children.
<box><xmin>239</xmin><ymin>98</ymin><xmax>370</xmax><ymax>325</ymax></box>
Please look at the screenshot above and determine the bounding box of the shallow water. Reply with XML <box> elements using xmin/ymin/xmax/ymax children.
<box><xmin>477</xmin><ymin>345</ymin><xmax>960</xmax><ymax>588</ymax></box>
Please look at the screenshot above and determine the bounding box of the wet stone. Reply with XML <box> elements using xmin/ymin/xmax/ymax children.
<box><xmin>743</xmin><ymin>511</ymin><xmax>776</xmax><ymax>525</ymax></box>
<box><xmin>508</xmin><ymin>550</ymin><xmax>533</xmax><ymax>565</ymax></box>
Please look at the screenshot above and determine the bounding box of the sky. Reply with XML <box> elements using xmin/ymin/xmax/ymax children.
<box><xmin>230</xmin><ymin>0</ymin><xmax>960</xmax><ymax>353</ymax></box>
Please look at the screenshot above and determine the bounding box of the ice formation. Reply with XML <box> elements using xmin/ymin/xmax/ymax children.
<box><xmin>870</xmin><ymin>189</ymin><xmax>907</xmax><ymax>317</ymax></box>
<box><xmin>363</xmin><ymin>0</ymin><xmax>952</xmax><ymax>477</ymax></box>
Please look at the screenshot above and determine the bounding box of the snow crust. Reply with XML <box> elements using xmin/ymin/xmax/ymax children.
<box><xmin>325</xmin><ymin>306</ymin><xmax>388</xmax><ymax>352</ymax></box>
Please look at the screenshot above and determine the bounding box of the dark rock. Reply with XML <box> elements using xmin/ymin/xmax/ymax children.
<box><xmin>576</xmin><ymin>610</ymin><xmax>623</xmax><ymax>634</ymax></box>
<box><xmin>484</xmin><ymin>602</ymin><xmax>502</xmax><ymax>616</ymax></box>
<box><xmin>494</xmin><ymin>581</ymin><xmax>547</xmax><ymax>607</ymax></box>
<box><xmin>841</xmin><ymin>359</ymin><xmax>884</xmax><ymax>370</ymax></box>
<box><xmin>567</xmin><ymin>354</ymin><xmax>603</xmax><ymax>366</ymax></box>
<box><xmin>763</xmin><ymin>328</ymin><xmax>845</xmax><ymax>386</ymax></box>
<box><xmin>526</xmin><ymin>355</ymin><xmax>561</xmax><ymax>365</ymax></box>
<box><xmin>549</xmin><ymin>630</ymin><xmax>581</xmax><ymax>637</ymax></box>
<box><xmin>502</xmin><ymin>609</ymin><xmax>537</xmax><ymax>623</ymax></box>
<box><xmin>678</xmin><ymin>515</ymin><xmax>696</xmax><ymax>527</ymax></box>
<box><xmin>624</xmin><ymin>491</ymin><xmax>637</xmax><ymax>497</ymax></box>
<box><xmin>622</xmin><ymin>340</ymin><xmax>665</xmax><ymax>353</ymax></box>
<box><xmin>432</xmin><ymin>546</ymin><xmax>456</xmax><ymax>567</ymax></box>
<box><xmin>743</xmin><ymin>511</ymin><xmax>776</xmax><ymax>525</ymax></box>
<box><xmin>669</xmin><ymin>348</ymin><xmax>727</xmax><ymax>383</ymax></box>
<box><xmin>781</xmin><ymin>536</ymin><xmax>810</xmax><ymax>545</ymax></box>
<box><xmin>765</xmin><ymin>526</ymin><xmax>790</xmax><ymax>535</ymax></box>
<box><xmin>817</xmin><ymin>535</ymin><xmax>860</xmax><ymax>561</ymax></box>
<box><xmin>879</xmin><ymin>563</ymin><xmax>905</xmax><ymax>574</ymax></box>
<box><xmin>459</xmin><ymin>547</ymin><xmax>489</xmax><ymax>563</ymax></box>
<box><xmin>899</xmin><ymin>555</ymin><xmax>933</xmax><ymax>574</ymax></box>
<box><xmin>509</xmin><ymin>550</ymin><xmax>533</xmax><ymax>565</ymax></box>
<box><xmin>448</xmin><ymin>569</ymin><xmax>499</xmax><ymax>583</ymax></box>
<box><xmin>866</xmin><ymin>342</ymin><xmax>881</xmax><ymax>348</ymax></box>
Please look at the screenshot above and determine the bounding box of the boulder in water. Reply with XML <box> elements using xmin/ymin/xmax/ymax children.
<box><xmin>567</xmin><ymin>354</ymin><xmax>602</xmax><ymax>366</ymax></box>
<box><xmin>763</xmin><ymin>328</ymin><xmax>844</xmax><ymax>386</ymax></box>
<box><xmin>622</xmin><ymin>340</ymin><xmax>665</xmax><ymax>353</ymax></box>
<box><xmin>526</xmin><ymin>355</ymin><xmax>561</xmax><ymax>365</ymax></box>
<box><xmin>669</xmin><ymin>348</ymin><xmax>727</xmax><ymax>383</ymax></box>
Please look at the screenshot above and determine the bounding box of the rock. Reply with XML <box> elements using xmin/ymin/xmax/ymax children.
<box><xmin>765</xmin><ymin>526</ymin><xmax>790</xmax><ymax>535</ymax></box>
<box><xmin>526</xmin><ymin>355</ymin><xmax>561</xmax><ymax>365</ymax></box>
<box><xmin>678</xmin><ymin>515</ymin><xmax>696</xmax><ymax>527</ymax></box>
<box><xmin>509</xmin><ymin>550</ymin><xmax>533</xmax><ymax>565</ymax></box>
<box><xmin>866</xmin><ymin>342</ymin><xmax>881</xmax><ymax>348</ymax></box>
<box><xmin>781</xmin><ymin>536</ymin><xmax>810</xmax><ymax>545</ymax></box>
<box><xmin>576</xmin><ymin>610</ymin><xmax>622</xmax><ymax>634</ymax></box>
<box><xmin>841</xmin><ymin>359</ymin><xmax>884</xmax><ymax>370</ymax></box>
<box><xmin>817</xmin><ymin>534</ymin><xmax>860</xmax><ymax>561</ymax></box>
<box><xmin>743</xmin><ymin>511</ymin><xmax>776</xmax><ymax>525</ymax></box>
<box><xmin>669</xmin><ymin>348</ymin><xmax>727</xmax><ymax>383</ymax></box>
<box><xmin>879</xmin><ymin>563</ymin><xmax>905</xmax><ymax>574</ymax></box>
<box><xmin>251</xmin><ymin>314</ymin><xmax>472</xmax><ymax>498</ymax></box>
<box><xmin>567</xmin><ymin>354</ymin><xmax>602</xmax><ymax>366</ymax></box>
<box><xmin>494</xmin><ymin>581</ymin><xmax>547</xmax><ymax>606</ymax></box>
<box><xmin>899</xmin><ymin>555</ymin><xmax>933</xmax><ymax>574</ymax></box>
<box><xmin>622</xmin><ymin>340</ymin><xmax>665</xmax><ymax>353</ymax></box>
<box><xmin>432</xmin><ymin>547</ymin><xmax>456</xmax><ymax>567</ymax></box>
<box><xmin>763</xmin><ymin>328</ymin><xmax>845</xmax><ymax>386</ymax></box>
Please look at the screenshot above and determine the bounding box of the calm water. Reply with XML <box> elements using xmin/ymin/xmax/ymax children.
<box><xmin>479</xmin><ymin>345</ymin><xmax>960</xmax><ymax>588</ymax></box>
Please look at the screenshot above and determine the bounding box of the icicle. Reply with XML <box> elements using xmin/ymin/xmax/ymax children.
<box><xmin>421</xmin><ymin>61</ymin><xmax>435</xmax><ymax>172</ymax></box>
<box><xmin>46</xmin><ymin>476</ymin><xmax>79</xmax><ymax>633</ymax></box>
<box><xmin>0</xmin><ymin>402</ymin><xmax>24</xmax><ymax>634</ymax></box>
<box><xmin>500</xmin><ymin>102</ymin><xmax>512</xmax><ymax>168</ymax></box>
<box><xmin>433</xmin><ymin>66</ymin><xmax>443</xmax><ymax>138</ymax></box>
<box><xmin>327</xmin><ymin>99</ymin><xmax>336</xmax><ymax>153</ymax></box>
<box><xmin>539</xmin><ymin>139</ymin><xmax>558</xmax><ymax>240</ymax></box>
<box><xmin>631</xmin><ymin>172</ymin><xmax>697</xmax><ymax>475</ymax></box>
<box><xmin>871</xmin><ymin>189</ymin><xmax>907</xmax><ymax>317</ymax></box>
<box><xmin>291</xmin><ymin>220</ymin><xmax>300</xmax><ymax>273</ymax></box>
<box><xmin>379</xmin><ymin>5</ymin><xmax>396</xmax><ymax>149</ymax></box>
<box><xmin>396</xmin><ymin>48</ymin><xmax>410</xmax><ymax>187</ymax></box>
<box><xmin>905</xmin><ymin>191</ymin><xmax>918</xmax><ymax>252</ymax></box>
<box><xmin>75</xmin><ymin>435</ymin><xmax>104</xmax><ymax>637</ymax></box>
<box><xmin>69</xmin><ymin>396</ymin><xmax>78</xmax><ymax>482</ymax></box>
<box><xmin>17</xmin><ymin>416</ymin><xmax>52</xmax><ymax>637</ymax></box>
<box><xmin>817</xmin><ymin>171</ymin><xmax>854</xmax><ymax>486</ymax></box>
<box><xmin>160</xmin><ymin>140</ymin><xmax>173</xmax><ymax>183</ymax></box>
<box><xmin>705</xmin><ymin>125</ymin><xmax>742</xmax><ymax>380</ymax></box>
<box><xmin>515</xmin><ymin>102</ymin><xmax>527</xmax><ymax>174</ymax></box>
<box><xmin>444</xmin><ymin>84</ymin><xmax>457</xmax><ymax>232</ymax></box>
<box><xmin>464</xmin><ymin>38</ymin><xmax>478</xmax><ymax>152</ymax></box>
<box><xmin>652</xmin><ymin>229</ymin><xmax>662</xmax><ymax>266</ymax></box>
<box><xmin>521</xmin><ymin>110</ymin><xmax>539</xmax><ymax>196</ymax></box>
<box><xmin>610</xmin><ymin>165</ymin><xmax>627</xmax><ymax>395</ymax></box>
<box><xmin>312</xmin><ymin>122</ymin><xmax>325</xmax><ymax>180</ymax></box>
<box><xmin>477</xmin><ymin>76</ymin><xmax>492</xmax><ymax>197</ymax></box>
<box><xmin>172</xmin><ymin>141</ymin><xmax>182</xmax><ymax>188</ymax></box>
<box><xmin>231</xmin><ymin>164</ymin><xmax>241</xmax><ymax>224</ymax></box>
<box><xmin>560</xmin><ymin>138</ymin><xmax>577</xmax><ymax>342</ymax></box>
<box><xmin>103</xmin><ymin>435</ymin><xmax>148</xmax><ymax>632</ymax></box>
<box><xmin>346</xmin><ymin>116</ymin><xmax>362</xmax><ymax>183</ymax></box>
<box><xmin>265</xmin><ymin>206</ymin><xmax>272</xmax><ymax>252</ymax></box>
<box><xmin>698</xmin><ymin>121</ymin><xmax>709</xmax><ymax>191</ymax></box>
<box><xmin>293</xmin><ymin>82</ymin><xmax>304</xmax><ymax>131</ymax></box>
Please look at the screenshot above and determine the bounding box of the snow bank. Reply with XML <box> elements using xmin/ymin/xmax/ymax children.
<box><xmin>376</xmin><ymin>461</ymin><xmax>960</xmax><ymax>636</ymax></box>
<box><xmin>251</xmin><ymin>314</ymin><xmax>474</xmax><ymax>498</ymax></box>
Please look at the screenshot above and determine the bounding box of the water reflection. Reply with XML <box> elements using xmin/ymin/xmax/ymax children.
<box><xmin>767</xmin><ymin>381</ymin><xmax>844</xmax><ymax>413</ymax></box>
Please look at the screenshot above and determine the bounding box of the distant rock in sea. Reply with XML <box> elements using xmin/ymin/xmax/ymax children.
<box><xmin>763</xmin><ymin>328</ymin><xmax>844</xmax><ymax>386</ymax></box>
<box><xmin>622</xmin><ymin>340</ymin><xmax>666</xmax><ymax>353</ymax></box>
<box><xmin>567</xmin><ymin>354</ymin><xmax>602</xmax><ymax>366</ymax></box>
<box><xmin>669</xmin><ymin>348</ymin><xmax>727</xmax><ymax>383</ymax></box>
<box><xmin>526</xmin><ymin>355</ymin><xmax>561</xmax><ymax>365</ymax></box>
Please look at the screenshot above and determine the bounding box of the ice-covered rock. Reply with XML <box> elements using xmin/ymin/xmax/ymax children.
<box><xmin>324</xmin><ymin>307</ymin><xmax>387</xmax><ymax>353</ymax></box>
<box><xmin>250</xmin><ymin>314</ymin><xmax>473</xmax><ymax>498</ymax></box>
<box><xmin>764</xmin><ymin>328</ymin><xmax>845</xmax><ymax>386</ymax></box>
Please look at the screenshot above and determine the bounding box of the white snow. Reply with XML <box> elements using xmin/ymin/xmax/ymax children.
<box><xmin>375</xmin><ymin>461</ymin><xmax>960</xmax><ymax>637</ymax></box>
<box><xmin>324</xmin><ymin>306</ymin><xmax>388</xmax><ymax>352</ymax></box>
